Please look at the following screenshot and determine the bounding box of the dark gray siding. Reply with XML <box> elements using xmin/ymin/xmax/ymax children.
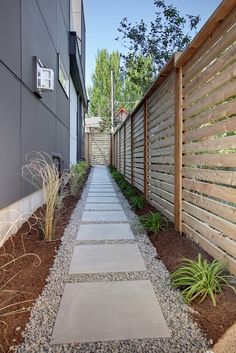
<box><xmin>0</xmin><ymin>1</ymin><xmax>21</xmax><ymax>76</ymax></box>
<box><xmin>0</xmin><ymin>65</ymin><xmax>21</xmax><ymax>207</ymax></box>
<box><xmin>0</xmin><ymin>0</ymin><xmax>73</xmax><ymax>209</ymax></box>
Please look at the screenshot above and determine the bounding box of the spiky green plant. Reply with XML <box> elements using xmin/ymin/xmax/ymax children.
<box><xmin>111</xmin><ymin>171</ymin><xmax>124</xmax><ymax>183</ymax></box>
<box><xmin>130</xmin><ymin>195</ymin><xmax>145</xmax><ymax>210</ymax></box>
<box><xmin>171</xmin><ymin>254</ymin><xmax>236</xmax><ymax>306</ymax></box>
<box><xmin>119</xmin><ymin>180</ymin><xmax>130</xmax><ymax>191</ymax></box>
<box><xmin>124</xmin><ymin>186</ymin><xmax>136</xmax><ymax>199</ymax></box>
<box><xmin>139</xmin><ymin>212</ymin><xmax>168</xmax><ymax>234</ymax></box>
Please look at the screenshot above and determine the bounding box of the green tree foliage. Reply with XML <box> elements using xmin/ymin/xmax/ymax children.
<box><xmin>121</xmin><ymin>55</ymin><xmax>154</xmax><ymax>112</ymax></box>
<box><xmin>116</xmin><ymin>0</ymin><xmax>200</xmax><ymax>72</ymax></box>
<box><xmin>88</xmin><ymin>50</ymin><xmax>155</xmax><ymax>128</ymax></box>
<box><xmin>88</xmin><ymin>49</ymin><xmax>123</xmax><ymax>130</ymax></box>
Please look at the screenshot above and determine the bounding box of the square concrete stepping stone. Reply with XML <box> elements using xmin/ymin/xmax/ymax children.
<box><xmin>90</xmin><ymin>182</ymin><xmax>112</xmax><ymax>186</ymax></box>
<box><xmin>90</xmin><ymin>186</ymin><xmax>113</xmax><ymax>188</ymax></box>
<box><xmin>86</xmin><ymin>196</ymin><xmax>119</xmax><ymax>203</ymax></box>
<box><xmin>88</xmin><ymin>190</ymin><xmax>115</xmax><ymax>194</ymax></box>
<box><xmin>81</xmin><ymin>210</ymin><xmax>127</xmax><ymax>222</ymax></box>
<box><xmin>77</xmin><ymin>223</ymin><xmax>134</xmax><ymax>240</ymax></box>
<box><xmin>69</xmin><ymin>244</ymin><xmax>146</xmax><ymax>273</ymax></box>
<box><xmin>84</xmin><ymin>203</ymin><xmax>123</xmax><ymax>211</ymax></box>
<box><xmin>87</xmin><ymin>192</ymin><xmax>117</xmax><ymax>197</ymax></box>
<box><xmin>51</xmin><ymin>280</ymin><xmax>170</xmax><ymax>344</ymax></box>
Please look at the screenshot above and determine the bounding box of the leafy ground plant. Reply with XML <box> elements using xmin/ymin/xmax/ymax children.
<box><xmin>139</xmin><ymin>212</ymin><xmax>168</xmax><ymax>235</ymax></box>
<box><xmin>171</xmin><ymin>254</ymin><xmax>236</xmax><ymax>306</ymax></box>
<box><xmin>69</xmin><ymin>161</ymin><xmax>88</xmax><ymax>196</ymax></box>
<box><xmin>111</xmin><ymin>170</ymin><xmax>124</xmax><ymax>184</ymax></box>
<box><xmin>22</xmin><ymin>151</ymin><xmax>69</xmax><ymax>241</ymax></box>
<box><xmin>130</xmin><ymin>195</ymin><xmax>145</xmax><ymax>210</ymax></box>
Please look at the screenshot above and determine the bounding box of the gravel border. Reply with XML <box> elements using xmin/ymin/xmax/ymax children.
<box><xmin>67</xmin><ymin>271</ymin><xmax>149</xmax><ymax>283</ymax></box>
<box><xmin>15</xmin><ymin>167</ymin><xmax>212</xmax><ymax>353</ymax></box>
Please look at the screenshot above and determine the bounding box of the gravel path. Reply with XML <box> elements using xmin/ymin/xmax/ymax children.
<box><xmin>15</xmin><ymin>167</ymin><xmax>211</xmax><ymax>353</ymax></box>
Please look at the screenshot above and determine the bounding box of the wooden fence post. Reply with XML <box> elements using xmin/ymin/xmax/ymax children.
<box><xmin>144</xmin><ymin>99</ymin><xmax>148</xmax><ymax>198</ymax></box>
<box><xmin>174</xmin><ymin>66</ymin><xmax>183</xmax><ymax>233</ymax></box>
<box><xmin>131</xmin><ymin>115</ymin><xmax>134</xmax><ymax>186</ymax></box>
<box><xmin>124</xmin><ymin>122</ymin><xmax>126</xmax><ymax>177</ymax></box>
<box><xmin>119</xmin><ymin>129</ymin><xmax>121</xmax><ymax>172</ymax></box>
<box><xmin>110</xmin><ymin>133</ymin><xmax>113</xmax><ymax>166</ymax></box>
<box><xmin>115</xmin><ymin>133</ymin><xmax>118</xmax><ymax>169</ymax></box>
<box><xmin>87</xmin><ymin>133</ymin><xmax>90</xmax><ymax>166</ymax></box>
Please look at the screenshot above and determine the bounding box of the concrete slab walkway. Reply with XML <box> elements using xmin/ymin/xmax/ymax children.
<box><xmin>51</xmin><ymin>166</ymin><xmax>171</xmax><ymax>345</ymax></box>
<box><xmin>16</xmin><ymin>166</ymin><xmax>209</xmax><ymax>353</ymax></box>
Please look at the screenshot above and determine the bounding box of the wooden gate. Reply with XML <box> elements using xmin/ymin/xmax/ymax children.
<box><xmin>85</xmin><ymin>133</ymin><xmax>111</xmax><ymax>165</ymax></box>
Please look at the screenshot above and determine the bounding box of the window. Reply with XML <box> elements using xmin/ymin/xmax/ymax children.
<box><xmin>58</xmin><ymin>54</ymin><xmax>69</xmax><ymax>97</ymax></box>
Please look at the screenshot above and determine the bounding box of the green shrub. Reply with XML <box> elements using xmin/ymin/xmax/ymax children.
<box><xmin>111</xmin><ymin>171</ymin><xmax>123</xmax><ymax>183</ymax></box>
<box><xmin>124</xmin><ymin>186</ymin><xmax>136</xmax><ymax>199</ymax></box>
<box><xmin>119</xmin><ymin>179</ymin><xmax>129</xmax><ymax>191</ymax></box>
<box><xmin>139</xmin><ymin>212</ymin><xmax>168</xmax><ymax>234</ymax></box>
<box><xmin>130</xmin><ymin>195</ymin><xmax>145</xmax><ymax>210</ymax></box>
<box><xmin>171</xmin><ymin>254</ymin><xmax>236</xmax><ymax>306</ymax></box>
<box><xmin>69</xmin><ymin>161</ymin><xmax>88</xmax><ymax>196</ymax></box>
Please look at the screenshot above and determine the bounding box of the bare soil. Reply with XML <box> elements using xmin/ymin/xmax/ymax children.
<box><xmin>0</xmin><ymin>171</ymin><xmax>89</xmax><ymax>352</ymax></box>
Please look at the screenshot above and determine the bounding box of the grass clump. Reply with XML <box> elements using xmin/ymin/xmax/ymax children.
<box><xmin>130</xmin><ymin>195</ymin><xmax>145</xmax><ymax>210</ymax></box>
<box><xmin>139</xmin><ymin>212</ymin><xmax>168</xmax><ymax>235</ymax></box>
<box><xmin>171</xmin><ymin>254</ymin><xmax>236</xmax><ymax>306</ymax></box>
<box><xmin>22</xmin><ymin>151</ymin><xmax>69</xmax><ymax>241</ymax></box>
<box><xmin>69</xmin><ymin>161</ymin><xmax>88</xmax><ymax>196</ymax></box>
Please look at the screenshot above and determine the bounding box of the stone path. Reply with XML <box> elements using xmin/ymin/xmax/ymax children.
<box><xmin>51</xmin><ymin>166</ymin><xmax>170</xmax><ymax>344</ymax></box>
<box><xmin>16</xmin><ymin>166</ymin><xmax>209</xmax><ymax>353</ymax></box>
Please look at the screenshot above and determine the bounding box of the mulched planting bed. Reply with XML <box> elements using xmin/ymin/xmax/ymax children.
<box><xmin>112</xmin><ymin>175</ymin><xmax>236</xmax><ymax>346</ymax></box>
<box><xmin>0</xmin><ymin>170</ymin><xmax>90</xmax><ymax>352</ymax></box>
<box><xmin>149</xmin><ymin>227</ymin><xmax>236</xmax><ymax>344</ymax></box>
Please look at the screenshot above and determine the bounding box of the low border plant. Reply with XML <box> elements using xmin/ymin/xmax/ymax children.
<box><xmin>69</xmin><ymin>161</ymin><xmax>88</xmax><ymax>196</ymax></box>
<box><xmin>139</xmin><ymin>212</ymin><xmax>168</xmax><ymax>235</ymax></box>
<box><xmin>171</xmin><ymin>253</ymin><xmax>236</xmax><ymax>306</ymax></box>
<box><xmin>130</xmin><ymin>195</ymin><xmax>145</xmax><ymax>210</ymax></box>
<box><xmin>22</xmin><ymin>151</ymin><xmax>69</xmax><ymax>241</ymax></box>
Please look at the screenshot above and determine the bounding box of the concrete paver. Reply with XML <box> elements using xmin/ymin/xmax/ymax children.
<box><xmin>87</xmin><ymin>192</ymin><xmax>117</xmax><ymax>197</ymax></box>
<box><xmin>69</xmin><ymin>244</ymin><xmax>146</xmax><ymax>273</ymax></box>
<box><xmin>84</xmin><ymin>203</ymin><xmax>123</xmax><ymax>211</ymax></box>
<box><xmin>77</xmin><ymin>223</ymin><xmax>134</xmax><ymax>240</ymax></box>
<box><xmin>51</xmin><ymin>281</ymin><xmax>170</xmax><ymax>344</ymax></box>
<box><xmin>81</xmin><ymin>210</ymin><xmax>127</xmax><ymax>222</ymax></box>
<box><xmin>86</xmin><ymin>196</ymin><xmax>119</xmax><ymax>203</ymax></box>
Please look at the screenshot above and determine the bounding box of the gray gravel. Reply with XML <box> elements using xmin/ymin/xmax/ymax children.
<box><xmin>15</xmin><ymin>167</ymin><xmax>211</xmax><ymax>353</ymax></box>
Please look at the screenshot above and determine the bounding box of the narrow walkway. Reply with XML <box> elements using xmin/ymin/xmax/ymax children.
<box><xmin>51</xmin><ymin>166</ymin><xmax>170</xmax><ymax>344</ymax></box>
<box><xmin>16</xmin><ymin>166</ymin><xmax>210</xmax><ymax>353</ymax></box>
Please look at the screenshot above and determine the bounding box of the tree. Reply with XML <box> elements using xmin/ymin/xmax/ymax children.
<box><xmin>88</xmin><ymin>49</ymin><xmax>123</xmax><ymax>130</ymax></box>
<box><xmin>88</xmin><ymin>50</ymin><xmax>155</xmax><ymax>125</ymax></box>
<box><xmin>121</xmin><ymin>55</ymin><xmax>154</xmax><ymax>112</ymax></box>
<box><xmin>116</xmin><ymin>0</ymin><xmax>200</xmax><ymax>72</ymax></box>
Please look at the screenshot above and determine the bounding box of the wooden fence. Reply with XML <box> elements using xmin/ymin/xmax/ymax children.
<box><xmin>85</xmin><ymin>133</ymin><xmax>111</xmax><ymax>165</ymax></box>
<box><xmin>112</xmin><ymin>0</ymin><xmax>236</xmax><ymax>275</ymax></box>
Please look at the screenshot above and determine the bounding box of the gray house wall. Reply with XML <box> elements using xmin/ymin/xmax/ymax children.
<box><xmin>0</xmin><ymin>0</ymin><xmax>86</xmax><ymax>210</ymax></box>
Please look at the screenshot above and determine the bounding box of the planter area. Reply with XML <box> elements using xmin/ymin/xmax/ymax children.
<box><xmin>0</xmin><ymin>167</ymin><xmax>90</xmax><ymax>353</ymax></box>
<box><xmin>109</xmin><ymin>166</ymin><xmax>236</xmax><ymax>347</ymax></box>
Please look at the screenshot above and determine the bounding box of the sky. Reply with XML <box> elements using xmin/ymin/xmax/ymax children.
<box><xmin>84</xmin><ymin>0</ymin><xmax>222</xmax><ymax>87</ymax></box>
